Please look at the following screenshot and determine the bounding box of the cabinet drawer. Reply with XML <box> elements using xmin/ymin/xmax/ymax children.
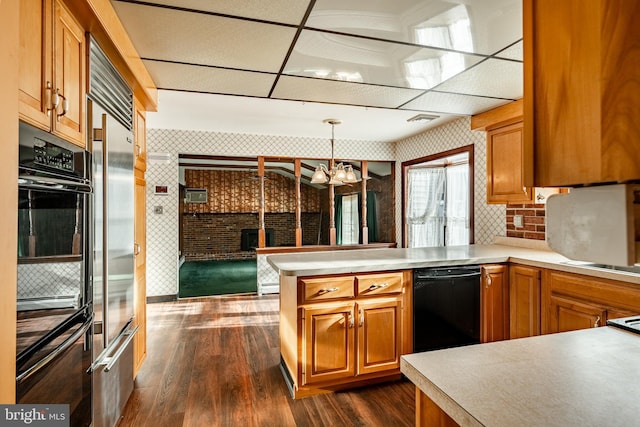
<box><xmin>356</xmin><ymin>273</ymin><xmax>403</xmax><ymax>296</ymax></box>
<box><xmin>300</xmin><ymin>276</ymin><xmax>355</xmax><ymax>302</ymax></box>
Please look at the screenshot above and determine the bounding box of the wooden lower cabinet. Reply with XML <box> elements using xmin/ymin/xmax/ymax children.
<box><xmin>281</xmin><ymin>270</ymin><xmax>411</xmax><ymax>398</ymax></box>
<box><xmin>509</xmin><ymin>265</ymin><xmax>541</xmax><ymax>338</ymax></box>
<box><xmin>542</xmin><ymin>270</ymin><xmax>640</xmax><ymax>334</ymax></box>
<box><xmin>480</xmin><ymin>264</ymin><xmax>509</xmax><ymax>343</ymax></box>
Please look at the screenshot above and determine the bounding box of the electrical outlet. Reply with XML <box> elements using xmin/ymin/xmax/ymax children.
<box><xmin>514</xmin><ymin>214</ymin><xmax>524</xmax><ymax>228</ymax></box>
<box><xmin>154</xmin><ymin>206</ymin><xmax>164</xmax><ymax>214</ymax></box>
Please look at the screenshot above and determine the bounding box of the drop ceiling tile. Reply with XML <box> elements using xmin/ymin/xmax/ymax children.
<box><xmin>435</xmin><ymin>58</ymin><xmax>522</xmax><ymax>99</ymax></box>
<box><xmin>135</xmin><ymin>0</ymin><xmax>311</xmax><ymax>25</ymax></box>
<box><xmin>272</xmin><ymin>76</ymin><xmax>423</xmax><ymax>108</ymax></box>
<box><xmin>142</xmin><ymin>60</ymin><xmax>275</xmax><ymax>97</ymax></box>
<box><xmin>112</xmin><ymin>1</ymin><xmax>296</xmax><ymax>72</ymax></box>
<box><xmin>284</xmin><ymin>30</ymin><xmax>483</xmax><ymax>89</ymax></box>
<box><xmin>402</xmin><ymin>91</ymin><xmax>511</xmax><ymax>115</ymax></box>
<box><xmin>308</xmin><ymin>0</ymin><xmax>522</xmax><ymax>56</ymax></box>
<box><xmin>495</xmin><ymin>40</ymin><xmax>523</xmax><ymax>61</ymax></box>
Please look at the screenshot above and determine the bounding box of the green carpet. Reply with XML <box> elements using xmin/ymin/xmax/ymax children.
<box><xmin>179</xmin><ymin>259</ymin><xmax>257</xmax><ymax>298</ymax></box>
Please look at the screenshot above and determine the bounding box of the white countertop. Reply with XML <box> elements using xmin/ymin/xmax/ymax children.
<box><xmin>266</xmin><ymin>240</ymin><xmax>640</xmax><ymax>284</ymax></box>
<box><xmin>401</xmin><ymin>326</ymin><xmax>640</xmax><ymax>427</ymax></box>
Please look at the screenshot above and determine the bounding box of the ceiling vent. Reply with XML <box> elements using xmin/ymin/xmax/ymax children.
<box><xmin>407</xmin><ymin>114</ymin><xmax>440</xmax><ymax>123</ymax></box>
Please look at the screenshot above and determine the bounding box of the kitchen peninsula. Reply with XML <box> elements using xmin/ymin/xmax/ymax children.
<box><xmin>267</xmin><ymin>239</ymin><xmax>640</xmax><ymax>401</ymax></box>
<box><xmin>401</xmin><ymin>326</ymin><xmax>640</xmax><ymax>426</ymax></box>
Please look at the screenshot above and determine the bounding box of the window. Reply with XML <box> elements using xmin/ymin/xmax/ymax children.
<box><xmin>340</xmin><ymin>194</ymin><xmax>360</xmax><ymax>245</ymax></box>
<box><xmin>403</xmin><ymin>146</ymin><xmax>474</xmax><ymax>248</ymax></box>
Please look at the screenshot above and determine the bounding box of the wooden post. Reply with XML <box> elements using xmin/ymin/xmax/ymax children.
<box><xmin>258</xmin><ymin>157</ymin><xmax>265</xmax><ymax>248</ymax></box>
<box><xmin>328</xmin><ymin>159</ymin><xmax>337</xmax><ymax>245</ymax></box>
<box><xmin>361</xmin><ymin>161</ymin><xmax>369</xmax><ymax>244</ymax></box>
<box><xmin>295</xmin><ymin>159</ymin><xmax>302</xmax><ymax>246</ymax></box>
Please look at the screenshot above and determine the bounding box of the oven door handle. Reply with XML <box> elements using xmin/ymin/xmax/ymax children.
<box><xmin>16</xmin><ymin>314</ymin><xmax>93</xmax><ymax>384</ymax></box>
<box><xmin>18</xmin><ymin>175</ymin><xmax>92</xmax><ymax>193</ymax></box>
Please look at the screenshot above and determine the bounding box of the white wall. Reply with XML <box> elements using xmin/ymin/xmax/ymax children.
<box><xmin>145</xmin><ymin>117</ymin><xmax>506</xmax><ymax>297</ymax></box>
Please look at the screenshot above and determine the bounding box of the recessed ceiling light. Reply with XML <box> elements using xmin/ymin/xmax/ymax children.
<box><xmin>407</xmin><ymin>114</ymin><xmax>440</xmax><ymax>123</ymax></box>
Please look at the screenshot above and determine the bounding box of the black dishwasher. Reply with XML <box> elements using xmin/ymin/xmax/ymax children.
<box><xmin>413</xmin><ymin>265</ymin><xmax>480</xmax><ymax>353</ymax></box>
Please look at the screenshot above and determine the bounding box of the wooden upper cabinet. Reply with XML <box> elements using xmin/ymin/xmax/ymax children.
<box><xmin>134</xmin><ymin>98</ymin><xmax>147</xmax><ymax>171</ymax></box>
<box><xmin>509</xmin><ymin>265</ymin><xmax>541</xmax><ymax>339</ymax></box>
<box><xmin>486</xmin><ymin>122</ymin><xmax>533</xmax><ymax>204</ymax></box>
<box><xmin>19</xmin><ymin>0</ymin><xmax>52</xmax><ymax>130</ymax></box>
<box><xmin>19</xmin><ymin>0</ymin><xmax>86</xmax><ymax>147</ymax></box>
<box><xmin>480</xmin><ymin>265</ymin><xmax>509</xmax><ymax>343</ymax></box>
<box><xmin>471</xmin><ymin>100</ymin><xmax>533</xmax><ymax>204</ymax></box>
<box><xmin>524</xmin><ymin>0</ymin><xmax>640</xmax><ymax>187</ymax></box>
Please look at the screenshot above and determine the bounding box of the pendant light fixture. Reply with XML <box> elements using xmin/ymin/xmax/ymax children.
<box><xmin>311</xmin><ymin>119</ymin><xmax>359</xmax><ymax>185</ymax></box>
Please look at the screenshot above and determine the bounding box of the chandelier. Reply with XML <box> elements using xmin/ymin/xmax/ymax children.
<box><xmin>311</xmin><ymin>119</ymin><xmax>359</xmax><ymax>185</ymax></box>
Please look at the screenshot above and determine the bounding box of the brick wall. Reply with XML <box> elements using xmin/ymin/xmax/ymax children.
<box><xmin>182</xmin><ymin>213</ymin><xmax>258</xmax><ymax>260</ymax></box>
<box><xmin>506</xmin><ymin>203</ymin><xmax>546</xmax><ymax>240</ymax></box>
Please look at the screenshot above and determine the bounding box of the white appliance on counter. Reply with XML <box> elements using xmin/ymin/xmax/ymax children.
<box><xmin>88</xmin><ymin>38</ymin><xmax>137</xmax><ymax>427</ymax></box>
<box><xmin>546</xmin><ymin>184</ymin><xmax>640</xmax><ymax>266</ymax></box>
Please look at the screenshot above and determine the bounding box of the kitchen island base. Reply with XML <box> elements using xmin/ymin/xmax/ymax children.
<box><xmin>279</xmin><ymin>270</ymin><xmax>412</xmax><ymax>399</ymax></box>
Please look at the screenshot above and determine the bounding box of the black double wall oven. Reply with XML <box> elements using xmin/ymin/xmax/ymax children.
<box><xmin>16</xmin><ymin>122</ymin><xmax>92</xmax><ymax>427</ymax></box>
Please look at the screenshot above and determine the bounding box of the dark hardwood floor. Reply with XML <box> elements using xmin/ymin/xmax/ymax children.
<box><xmin>117</xmin><ymin>294</ymin><xmax>415</xmax><ymax>427</ymax></box>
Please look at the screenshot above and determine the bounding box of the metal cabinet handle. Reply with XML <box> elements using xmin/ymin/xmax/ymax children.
<box><xmin>359</xmin><ymin>309</ymin><xmax>364</xmax><ymax>327</ymax></box>
<box><xmin>594</xmin><ymin>316</ymin><xmax>601</xmax><ymax>328</ymax></box>
<box><xmin>134</xmin><ymin>243</ymin><xmax>141</xmax><ymax>256</ymax></box>
<box><xmin>318</xmin><ymin>287</ymin><xmax>339</xmax><ymax>295</ymax></box>
<box><xmin>368</xmin><ymin>283</ymin><xmax>389</xmax><ymax>291</ymax></box>
<box><xmin>485</xmin><ymin>272</ymin><xmax>492</xmax><ymax>287</ymax></box>
<box><xmin>57</xmin><ymin>92</ymin><xmax>69</xmax><ymax>120</ymax></box>
<box><xmin>348</xmin><ymin>312</ymin><xmax>354</xmax><ymax>329</ymax></box>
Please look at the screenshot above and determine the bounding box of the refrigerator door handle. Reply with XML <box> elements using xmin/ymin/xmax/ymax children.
<box><xmin>17</xmin><ymin>314</ymin><xmax>94</xmax><ymax>384</ymax></box>
<box><xmin>92</xmin><ymin>324</ymin><xmax>138</xmax><ymax>373</ymax></box>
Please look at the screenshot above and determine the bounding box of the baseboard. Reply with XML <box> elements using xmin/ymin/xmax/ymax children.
<box><xmin>146</xmin><ymin>294</ymin><xmax>177</xmax><ymax>304</ymax></box>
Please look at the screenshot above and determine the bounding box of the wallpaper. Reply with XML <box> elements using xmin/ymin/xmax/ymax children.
<box><xmin>145</xmin><ymin>117</ymin><xmax>505</xmax><ymax>297</ymax></box>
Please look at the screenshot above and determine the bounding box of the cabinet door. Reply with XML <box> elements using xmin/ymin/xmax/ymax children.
<box><xmin>19</xmin><ymin>0</ymin><xmax>52</xmax><ymax>131</ymax></box>
<box><xmin>486</xmin><ymin>122</ymin><xmax>533</xmax><ymax>204</ymax></box>
<box><xmin>547</xmin><ymin>295</ymin><xmax>606</xmax><ymax>334</ymax></box>
<box><xmin>481</xmin><ymin>265</ymin><xmax>509</xmax><ymax>343</ymax></box>
<box><xmin>133</xmin><ymin>170</ymin><xmax>146</xmax><ymax>377</ymax></box>
<box><xmin>357</xmin><ymin>298</ymin><xmax>402</xmax><ymax>376</ymax></box>
<box><xmin>301</xmin><ymin>303</ymin><xmax>355</xmax><ymax>385</ymax></box>
<box><xmin>52</xmin><ymin>0</ymin><xmax>85</xmax><ymax>147</ymax></box>
<box><xmin>134</xmin><ymin>99</ymin><xmax>146</xmax><ymax>171</ymax></box>
<box><xmin>509</xmin><ymin>265</ymin><xmax>541</xmax><ymax>338</ymax></box>
<box><xmin>524</xmin><ymin>0</ymin><xmax>640</xmax><ymax>186</ymax></box>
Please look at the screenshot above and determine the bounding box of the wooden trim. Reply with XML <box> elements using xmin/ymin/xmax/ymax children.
<box><xmin>470</xmin><ymin>99</ymin><xmax>524</xmax><ymax>131</ymax></box>
<box><xmin>258</xmin><ymin>157</ymin><xmax>265</xmax><ymax>248</ymax></box>
<box><xmin>0</xmin><ymin>0</ymin><xmax>19</xmax><ymax>403</ymax></box>
<box><xmin>361</xmin><ymin>161</ymin><xmax>369</xmax><ymax>244</ymax></box>
<box><xmin>256</xmin><ymin>243</ymin><xmax>396</xmax><ymax>255</ymax></box>
<box><xmin>179</xmin><ymin>154</ymin><xmax>258</xmax><ymax>162</ymax></box>
<box><xmin>522</xmin><ymin>0</ymin><xmax>535</xmax><ymax>188</ymax></box>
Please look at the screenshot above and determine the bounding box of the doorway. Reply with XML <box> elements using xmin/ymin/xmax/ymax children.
<box><xmin>402</xmin><ymin>145</ymin><xmax>474</xmax><ymax>248</ymax></box>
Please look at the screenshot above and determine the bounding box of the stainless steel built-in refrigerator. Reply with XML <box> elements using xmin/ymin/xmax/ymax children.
<box><xmin>89</xmin><ymin>97</ymin><xmax>136</xmax><ymax>427</ymax></box>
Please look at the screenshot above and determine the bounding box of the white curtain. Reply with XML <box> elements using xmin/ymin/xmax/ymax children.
<box><xmin>407</xmin><ymin>168</ymin><xmax>446</xmax><ymax>248</ymax></box>
<box><xmin>445</xmin><ymin>164</ymin><xmax>469</xmax><ymax>245</ymax></box>
<box><xmin>341</xmin><ymin>194</ymin><xmax>359</xmax><ymax>245</ymax></box>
